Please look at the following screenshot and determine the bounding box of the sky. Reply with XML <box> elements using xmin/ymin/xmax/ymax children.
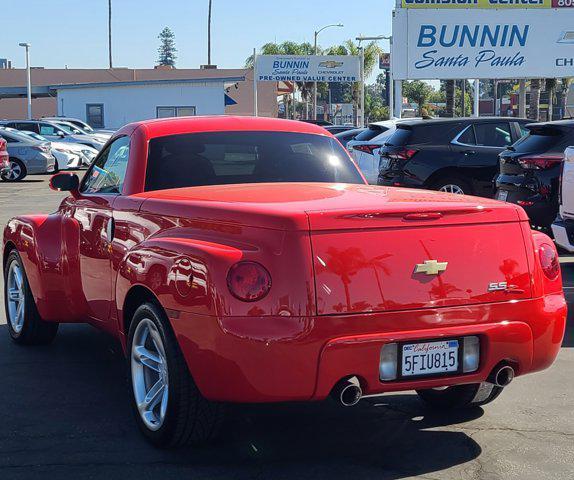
<box><xmin>1</xmin><ymin>0</ymin><xmax>395</xmax><ymax>82</ymax></box>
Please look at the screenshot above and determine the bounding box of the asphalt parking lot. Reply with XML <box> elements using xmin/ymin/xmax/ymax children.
<box><xmin>0</xmin><ymin>176</ymin><xmax>573</xmax><ymax>480</ymax></box>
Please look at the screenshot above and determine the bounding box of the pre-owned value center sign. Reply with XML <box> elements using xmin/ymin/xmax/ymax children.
<box><xmin>255</xmin><ymin>55</ymin><xmax>361</xmax><ymax>82</ymax></box>
<box><xmin>392</xmin><ymin>8</ymin><xmax>574</xmax><ymax>79</ymax></box>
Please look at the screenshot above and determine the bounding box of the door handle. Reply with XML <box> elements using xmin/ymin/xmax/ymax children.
<box><xmin>463</xmin><ymin>150</ymin><xmax>476</xmax><ymax>156</ymax></box>
<box><xmin>106</xmin><ymin>218</ymin><xmax>115</xmax><ymax>242</ymax></box>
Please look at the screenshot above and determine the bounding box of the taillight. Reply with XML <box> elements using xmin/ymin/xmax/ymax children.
<box><xmin>517</xmin><ymin>154</ymin><xmax>563</xmax><ymax>170</ymax></box>
<box><xmin>388</xmin><ymin>148</ymin><xmax>418</xmax><ymax>162</ymax></box>
<box><xmin>538</xmin><ymin>243</ymin><xmax>560</xmax><ymax>280</ymax></box>
<box><xmin>353</xmin><ymin>144</ymin><xmax>380</xmax><ymax>155</ymax></box>
<box><xmin>0</xmin><ymin>138</ymin><xmax>6</xmax><ymax>151</ymax></box>
<box><xmin>227</xmin><ymin>261</ymin><xmax>271</xmax><ymax>302</ymax></box>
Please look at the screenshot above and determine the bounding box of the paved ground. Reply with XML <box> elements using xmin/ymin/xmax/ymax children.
<box><xmin>0</xmin><ymin>176</ymin><xmax>573</xmax><ymax>480</ymax></box>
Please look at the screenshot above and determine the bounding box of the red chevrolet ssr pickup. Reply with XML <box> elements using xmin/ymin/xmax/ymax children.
<box><xmin>2</xmin><ymin>117</ymin><xmax>567</xmax><ymax>448</ymax></box>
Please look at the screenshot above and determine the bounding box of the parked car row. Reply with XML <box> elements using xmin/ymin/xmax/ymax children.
<box><xmin>0</xmin><ymin>117</ymin><xmax>109</xmax><ymax>182</ymax></box>
<box><xmin>331</xmin><ymin>116</ymin><xmax>574</xmax><ymax>232</ymax></box>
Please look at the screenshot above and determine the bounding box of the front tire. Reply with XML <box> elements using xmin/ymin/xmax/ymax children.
<box><xmin>417</xmin><ymin>383</ymin><xmax>503</xmax><ymax>410</ymax></box>
<box><xmin>3</xmin><ymin>250</ymin><xmax>59</xmax><ymax>345</ymax></box>
<box><xmin>127</xmin><ymin>302</ymin><xmax>224</xmax><ymax>448</ymax></box>
<box><xmin>1</xmin><ymin>159</ymin><xmax>27</xmax><ymax>182</ymax></box>
<box><xmin>432</xmin><ymin>176</ymin><xmax>472</xmax><ymax>196</ymax></box>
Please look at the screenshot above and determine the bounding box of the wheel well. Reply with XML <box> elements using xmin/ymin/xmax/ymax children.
<box><xmin>424</xmin><ymin>168</ymin><xmax>468</xmax><ymax>189</ymax></box>
<box><xmin>122</xmin><ymin>285</ymin><xmax>161</xmax><ymax>335</ymax></box>
<box><xmin>3</xmin><ymin>241</ymin><xmax>16</xmax><ymax>269</ymax></box>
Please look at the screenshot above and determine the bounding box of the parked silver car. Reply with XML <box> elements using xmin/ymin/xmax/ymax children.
<box><xmin>0</xmin><ymin>120</ymin><xmax>107</xmax><ymax>151</ymax></box>
<box><xmin>0</xmin><ymin>128</ymin><xmax>56</xmax><ymax>181</ymax></box>
<box><xmin>42</xmin><ymin>116</ymin><xmax>115</xmax><ymax>136</ymax></box>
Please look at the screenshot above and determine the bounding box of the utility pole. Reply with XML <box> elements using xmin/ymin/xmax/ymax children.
<box><xmin>108</xmin><ymin>0</ymin><xmax>113</xmax><ymax>68</ymax></box>
<box><xmin>19</xmin><ymin>43</ymin><xmax>32</xmax><ymax>119</ymax></box>
<box><xmin>207</xmin><ymin>0</ymin><xmax>212</xmax><ymax>65</ymax></box>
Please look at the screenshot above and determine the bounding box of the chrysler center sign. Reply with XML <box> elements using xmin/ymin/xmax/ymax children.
<box><xmin>255</xmin><ymin>55</ymin><xmax>361</xmax><ymax>82</ymax></box>
<box><xmin>392</xmin><ymin>9</ymin><xmax>574</xmax><ymax>79</ymax></box>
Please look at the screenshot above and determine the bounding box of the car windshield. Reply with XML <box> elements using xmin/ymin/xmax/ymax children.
<box><xmin>56</xmin><ymin>122</ymin><xmax>86</xmax><ymax>135</ymax></box>
<box><xmin>144</xmin><ymin>131</ymin><xmax>365</xmax><ymax>192</ymax></box>
<box><xmin>22</xmin><ymin>131</ymin><xmax>48</xmax><ymax>142</ymax></box>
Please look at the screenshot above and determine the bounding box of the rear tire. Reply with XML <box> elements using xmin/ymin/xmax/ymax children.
<box><xmin>417</xmin><ymin>383</ymin><xmax>503</xmax><ymax>410</ymax></box>
<box><xmin>0</xmin><ymin>159</ymin><xmax>27</xmax><ymax>182</ymax></box>
<box><xmin>432</xmin><ymin>176</ymin><xmax>473</xmax><ymax>196</ymax></box>
<box><xmin>3</xmin><ymin>250</ymin><xmax>59</xmax><ymax>345</ymax></box>
<box><xmin>127</xmin><ymin>302</ymin><xmax>224</xmax><ymax>448</ymax></box>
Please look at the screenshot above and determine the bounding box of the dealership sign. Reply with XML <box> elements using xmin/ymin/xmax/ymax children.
<box><xmin>255</xmin><ymin>55</ymin><xmax>361</xmax><ymax>82</ymax></box>
<box><xmin>393</xmin><ymin>9</ymin><xmax>574</xmax><ymax>79</ymax></box>
<box><xmin>401</xmin><ymin>0</ymin><xmax>573</xmax><ymax>8</ymax></box>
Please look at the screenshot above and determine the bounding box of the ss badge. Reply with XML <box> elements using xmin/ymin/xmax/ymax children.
<box><xmin>488</xmin><ymin>282</ymin><xmax>508</xmax><ymax>292</ymax></box>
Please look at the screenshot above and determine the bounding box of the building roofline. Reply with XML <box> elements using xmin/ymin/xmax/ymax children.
<box><xmin>49</xmin><ymin>77</ymin><xmax>245</xmax><ymax>90</ymax></box>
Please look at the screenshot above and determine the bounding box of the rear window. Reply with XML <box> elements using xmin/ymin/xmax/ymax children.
<box><xmin>512</xmin><ymin>127</ymin><xmax>564</xmax><ymax>154</ymax></box>
<box><xmin>384</xmin><ymin>127</ymin><xmax>412</xmax><ymax>146</ymax></box>
<box><xmin>354</xmin><ymin>125</ymin><xmax>389</xmax><ymax>142</ymax></box>
<box><xmin>144</xmin><ymin>131</ymin><xmax>364</xmax><ymax>192</ymax></box>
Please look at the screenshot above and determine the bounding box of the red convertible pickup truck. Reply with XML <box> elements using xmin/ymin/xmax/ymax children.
<box><xmin>3</xmin><ymin>117</ymin><xmax>567</xmax><ymax>448</ymax></box>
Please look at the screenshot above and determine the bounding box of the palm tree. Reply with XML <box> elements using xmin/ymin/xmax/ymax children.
<box><xmin>325</xmin><ymin>40</ymin><xmax>382</xmax><ymax>122</ymax></box>
<box><xmin>545</xmin><ymin>78</ymin><xmax>558</xmax><ymax>121</ymax></box>
<box><xmin>530</xmin><ymin>79</ymin><xmax>542</xmax><ymax>121</ymax></box>
<box><xmin>445</xmin><ymin>80</ymin><xmax>455</xmax><ymax>117</ymax></box>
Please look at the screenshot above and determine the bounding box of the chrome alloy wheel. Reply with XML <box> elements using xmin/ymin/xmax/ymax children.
<box><xmin>439</xmin><ymin>184</ymin><xmax>465</xmax><ymax>195</ymax></box>
<box><xmin>7</xmin><ymin>260</ymin><xmax>25</xmax><ymax>333</ymax></box>
<box><xmin>3</xmin><ymin>161</ymin><xmax>22</xmax><ymax>181</ymax></box>
<box><xmin>131</xmin><ymin>318</ymin><xmax>169</xmax><ymax>431</ymax></box>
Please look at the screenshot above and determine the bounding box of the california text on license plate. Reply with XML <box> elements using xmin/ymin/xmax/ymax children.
<box><xmin>401</xmin><ymin>340</ymin><xmax>459</xmax><ymax>377</ymax></box>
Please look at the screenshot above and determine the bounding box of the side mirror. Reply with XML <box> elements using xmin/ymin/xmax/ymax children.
<box><xmin>57</xmin><ymin>131</ymin><xmax>66</xmax><ymax>138</ymax></box>
<box><xmin>50</xmin><ymin>172</ymin><xmax>79</xmax><ymax>194</ymax></box>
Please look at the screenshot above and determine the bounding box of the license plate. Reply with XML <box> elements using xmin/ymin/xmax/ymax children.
<box><xmin>498</xmin><ymin>190</ymin><xmax>508</xmax><ymax>202</ymax></box>
<box><xmin>379</xmin><ymin>157</ymin><xmax>390</xmax><ymax>170</ymax></box>
<box><xmin>401</xmin><ymin>340</ymin><xmax>459</xmax><ymax>377</ymax></box>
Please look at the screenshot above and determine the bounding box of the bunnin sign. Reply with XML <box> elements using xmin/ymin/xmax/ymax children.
<box><xmin>255</xmin><ymin>55</ymin><xmax>361</xmax><ymax>82</ymax></box>
<box><xmin>392</xmin><ymin>9</ymin><xmax>574</xmax><ymax>79</ymax></box>
<box><xmin>401</xmin><ymin>0</ymin><xmax>571</xmax><ymax>8</ymax></box>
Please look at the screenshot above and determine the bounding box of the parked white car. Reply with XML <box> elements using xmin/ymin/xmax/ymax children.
<box><xmin>42</xmin><ymin>116</ymin><xmax>115</xmax><ymax>136</ymax></box>
<box><xmin>552</xmin><ymin>146</ymin><xmax>574</xmax><ymax>251</ymax></box>
<box><xmin>18</xmin><ymin>130</ymin><xmax>98</xmax><ymax>169</ymax></box>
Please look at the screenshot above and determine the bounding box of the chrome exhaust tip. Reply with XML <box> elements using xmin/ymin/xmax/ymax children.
<box><xmin>492</xmin><ymin>365</ymin><xmax>515</xmax><ymax>387</ymax></box>
<box><xmin>333</xmin><ymin>376</ymin><xmax>363</xmax><ymax>407</ymax></box>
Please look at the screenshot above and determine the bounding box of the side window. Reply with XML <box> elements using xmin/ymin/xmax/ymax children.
<box><xmin>474</xmin><ymin>123</ymin><xmax>513</xmax><ymax>147</ymax></box>
<box><xmin>14</xmin><ymin>122</ymin><xmax>38</xmax><ymax>133</ymax></box>
<box><xmin>39</xmin><ymin>123</ymin><xmax>59</xmax><ymax>136</ymax></box>
<box><xmin>81</xmin><ymin>136</ymin><xmax>130</xmax><ymax>194</ymax></box>
<box><xmin>456</xmin><ymin>126</ymin><xmax>476</xmax><ymax>145</ymax></box>
<box><xmin>518</xmin><ymin>124</ymin><xmax>530</xmax><ymax>138</ymax></box>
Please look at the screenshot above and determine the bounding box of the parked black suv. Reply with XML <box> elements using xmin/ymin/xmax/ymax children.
<box><xmin>377</xmin><ymin>117</ymin><xmax>529</xmax><ymax>198</ymax></box>
<box><xmin>496</xmin><ymin>120</ymin><xmax>574</xmax><ymax>229</ymax></box>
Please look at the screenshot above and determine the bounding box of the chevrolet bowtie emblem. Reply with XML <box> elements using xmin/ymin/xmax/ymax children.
<box><xmin>414</xmin><ymin>260</ymin><xmax>448</xmax><ymax>276</ymax></box>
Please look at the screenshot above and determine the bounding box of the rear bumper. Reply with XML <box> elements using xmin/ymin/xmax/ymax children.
<box><xmin>497</xmin><ymin>174</ymin><xmax>558</xmax><ymax>227</ymax></box>
<box><xmin>171</xmin><ymin>294</ymin><xmax>566</xmax><ymax>403</ymax></box>
<box><xmin>552</xmin><ymin>218</ymin><xmax>574</xmax><ymax>252</ymax></box>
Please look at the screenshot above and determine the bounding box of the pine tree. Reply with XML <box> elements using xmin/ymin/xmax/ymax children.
<box><xmin>157</xmin><ymin>27</ymin><xmax>177</xmax><ymax>67</ymax></box>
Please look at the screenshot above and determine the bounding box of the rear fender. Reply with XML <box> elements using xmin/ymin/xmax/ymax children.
<box><xmin>115</xmin><ymin>228</ymin><xmax>315</xmax><ymax>334</ymax></box>
<box><xmin>3</xmin><ymin>215</ymin><xmax>86</xmax><ymax>322</ymax></box>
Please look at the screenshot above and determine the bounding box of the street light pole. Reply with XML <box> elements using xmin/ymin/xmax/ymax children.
<box><xmin>19</xmin><ymin>43</ymin><xmax>32</xmax><ymax>120</ymax></box>
<box><xmin>356</xmin><ymin>35</ymin><xmax>391</xmax><ymax>124</ymax></box>
<box><xmin>313</xmin><ymin>23</ymin><xmax>343</xmax><ymax>120</ymax></box>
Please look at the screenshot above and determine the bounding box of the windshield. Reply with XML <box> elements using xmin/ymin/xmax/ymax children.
<box><xmin>56</xmin><ymin>122</ymin><xmax>86</xmax><ymax>135</ymax></box>
<box><xmin>144</xmin><ymin>131</ymin><xmax>365</xmax><ymax>192</ymax></box>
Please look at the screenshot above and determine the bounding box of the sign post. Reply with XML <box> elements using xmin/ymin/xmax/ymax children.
<box><xmin>253</xmin><ymin>48</ymin><xmax>258</xmax><ymax>117</ymax></box>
